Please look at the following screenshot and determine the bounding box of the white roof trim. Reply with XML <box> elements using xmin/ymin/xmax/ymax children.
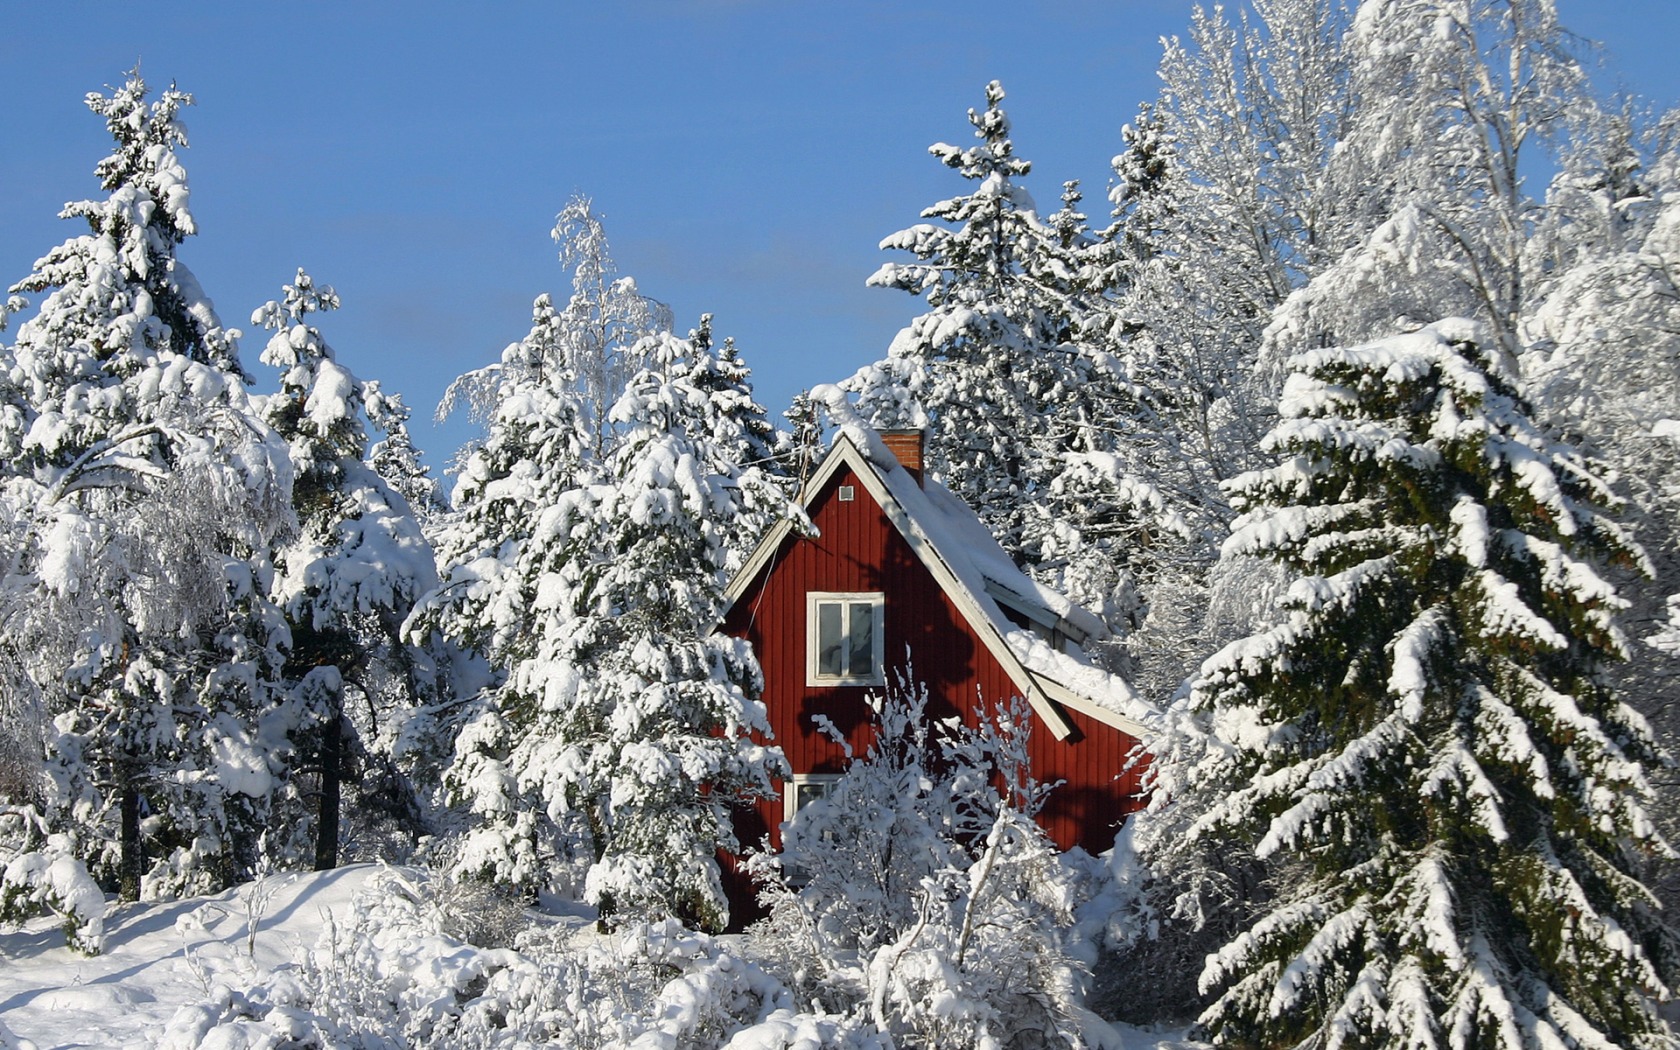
<box><xmin>983</xmin><ymin>579</ymin><xmax>1090</xmax><ymax>645</ymax></box>
<box><xmin>1029</xmin><ymin>671</ymin><xmax>1150</xmax><ymax>740</ymax></box>
<box><xmin>724</xmin><ymin>433</ymin><xmax>1148</xmax><ymax>741</ymax></box>
<box><xmin>723</xmin><ymin>436</ymin><xmax>860</xmax><ymax>609</ymax></box>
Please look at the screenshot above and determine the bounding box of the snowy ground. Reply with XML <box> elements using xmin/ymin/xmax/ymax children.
<box><xmin>0</xmin><ymin>866</ymin><xmax>383</xmax><ymax>1049</ymax></box>
<box><xmin>0</xmin><ymin>866</ymin><xmax>1192</xmax><ymax>1049</ymax></box>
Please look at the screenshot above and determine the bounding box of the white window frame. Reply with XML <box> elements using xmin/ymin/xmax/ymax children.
<box><xmin>782</xmin><ymin>772</ymin><xmax>843</xmax><ymax>828</ymax></box>
<box><xmin>806</xmin><ymin>591</ymin><xmax>885</xmax><ymax>686</ymax></box>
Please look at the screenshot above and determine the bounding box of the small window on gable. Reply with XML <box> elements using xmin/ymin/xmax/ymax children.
<box><xmin>807</xmin><ymin>592</ymin><xmax>885</xmax><ymax>686</ymax></box>
<box><xmin>838</xmin><ymin>484</ymin><xmax>855</xmax><ymax>502</ymax></box>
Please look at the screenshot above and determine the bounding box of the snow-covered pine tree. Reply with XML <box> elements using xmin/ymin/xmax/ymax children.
<box><xmin>1145</xmin><ymin>318</ymin><xmax>1672</xmax><ymax>1048</ymax></box>
<box><xmin>255</xmin><ymin>270</ymin><xmax>440</xmax><ymax>869</ymax></box>
<box><xmin>0</xmin><ymin>71</ymin><xmax>293</xmax><ymax>902</ymax></box>
<box><xmin>523</xmin><ymin>326</ymin><xmax>788</xmax><ymax>929</ymax></box>
<box><xmin>854</xmin><ymin>81</ymin><xmax>1177</xmax><ymax>648</ymax></box>
<box><xmin>411</xmin><ymin>293</ymin><xmax>595</xmax><ymax>890</ymax></box>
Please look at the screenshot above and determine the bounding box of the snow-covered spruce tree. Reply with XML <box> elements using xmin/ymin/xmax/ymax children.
<box><xmin>854</xmin><ymin>81</ymin><xmax>1176</xmax><ymax>643</ymax></box>
<box><xmin>856</xmin><ymin>79</ymin><xmax>1078</xmax><ymax>542</ymax></box>
<box><xmin>427</xmin><ymin>315</ymin><xmax>787</xmax><ymax>924</ymax></box>
<box><xmin>364</xmin><ymin>382</ymin><xmax>445</xmax><ymax>525</ymax></box>
<box><xmin>254</xmin><ymin>270</ymin><xmax>440</xmax><ymax>869</ymax></box>
<box><xmin>1144</xmin><ymin>318</ymin><xmax>1671</xmax><ymax>1048</ymax></box>
<box><xmin>410</xmin><ymin>293</ymin><xmax>596</xmax><ymax>890</ymax></box>
<box><xmin>679</xmin><ymin>315</ymin><xmax>792</xmax><ymax>572</ymax></box>
<box><xmin>0</xmin><ymin>71</ymin><xmax>293</xmax><ymax>904</ymax></box>
<box><xmin>535</xmin><ymin>326</ymin><xmax>788</xmax><ymax>929</ymax></box>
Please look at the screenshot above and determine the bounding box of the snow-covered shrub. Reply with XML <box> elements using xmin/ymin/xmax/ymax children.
<box><xmin>163</xmin><ymin>866</ymin><xmax>889</xmax><ymax>1049</ymax></box>
<box><xmin>430</xmin><ymin>869</ymin><xmax>530</xmax><ymax>950</ymax></box>
<box><xmin>753</xmin><ymin>677</ymin><xmax>963</xmax><ymax>959</ymax></box>
<box><xmin>748</xmin><ymin>680</ymin><xmax>1118</xmax><ymax>1048</ymax></box>
<box><xmin>160</xmin><ymin>865</ymin><xmax>524</xmax><ymax>1048</ymax></box>
<box><xmin>0</xmin><ymin>820</ymin><xmax>106</xmax><ymax>955</ymax></box>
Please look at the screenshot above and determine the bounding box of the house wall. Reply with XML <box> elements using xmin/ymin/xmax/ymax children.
<box><xmin>720</xmin><ymin>461</ymin><xmax>1146</xmax><ymax>926</ymax></box>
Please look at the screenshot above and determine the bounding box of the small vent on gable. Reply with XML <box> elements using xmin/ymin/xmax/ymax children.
<box><xmin>838</xmin><ymin>485</ymin><xmax>855</xmax><ymax>502</ymax></box>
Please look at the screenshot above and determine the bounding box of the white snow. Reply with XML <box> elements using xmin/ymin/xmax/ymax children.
<box><xmin>0</xmin><ymin>867</ymin><xmax>1189</xmax><ymax>1050</ymax></box>
<box><xmin>0</xmin><ymin>866</ymin><xmax>374</xmax><ymax>1049</ymax></box>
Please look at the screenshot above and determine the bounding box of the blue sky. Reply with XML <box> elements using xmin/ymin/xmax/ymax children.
<box><xmin>2</xmin><ymin>2</ymin><xmax>1674</xmax><ymax>472</ymax></box>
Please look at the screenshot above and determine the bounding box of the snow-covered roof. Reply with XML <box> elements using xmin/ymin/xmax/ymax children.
<box><xmin>725</xmin><ymin>429</ymin><xmax>1152</xmax><ymax>740</ymax></box>
<box><xmin>902</xmin><ymin>471</ymin><xmax>1109</xmax><ymax>646</ymax></box>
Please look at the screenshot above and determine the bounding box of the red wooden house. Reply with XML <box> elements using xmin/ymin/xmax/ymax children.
<box><xmin>718</xmin><ymin>427</ymin><xmax>1155</xmax><ymax>923</ymax></box>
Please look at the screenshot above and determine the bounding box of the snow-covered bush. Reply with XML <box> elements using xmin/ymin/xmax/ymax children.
<box><xmin>429</xmin><ymin>868</ymin><xmax>530</xmax><ymax>950</ymax></box>
<box><xmin>159</xmin><ymin>865</ymin><xmax>502</xmax><ymax>1048</ymax></box>
<box><xmin>0</xmin><ymin>817</ymin><xmax>105</xmax><ymax>955</ymax></box>
<box><xmin>161</xmin><ymin>865</ymin><xmax>890</xmax><ymax>1049</ymax></box>
<box><xmin>748</xmin><ymin>680</ymin><xmax>1118</xmax><ymax>1049</ymax></box>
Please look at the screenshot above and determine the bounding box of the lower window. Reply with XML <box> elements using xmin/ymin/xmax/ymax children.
<box><xmin>783</xmin><ymin>772</ymin><xmax>843</xmax><ymax>827</ymax></box>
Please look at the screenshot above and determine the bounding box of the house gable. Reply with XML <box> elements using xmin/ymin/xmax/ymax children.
<box><xmin>725</xmin><ymin>434</ymin><xmax>1150</xmax><ymax>741</ymax></box>
<box><xmin>723</xmin><ymin>452</ymin><xmax>1025</xmax><ymax>775</ymax></box>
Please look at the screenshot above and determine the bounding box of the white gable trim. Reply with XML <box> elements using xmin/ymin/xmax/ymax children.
<box><xmin>1029</xmin><ymin>672</ymin><xmax>1151</xmax><ymax>740</ymax></box>
<box><xmin>723</xmin><ymin>436</ymin><xmax>862</xmax><ymax>610</ymax></box>
<box><xmin>724</xmin><ymin>435</ymin><xmax>1148</xmax><ymax>741</ymax></box>
<box><xmin>984</xmin><ymin>579</ymin><xmax>1091</xmax><ymax>646</ymax></box>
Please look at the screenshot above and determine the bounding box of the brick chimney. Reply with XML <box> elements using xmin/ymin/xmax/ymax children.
<box><xmin>881</xmin><ymin>428</ymin><xmax>925</xmax><ymax>486</ymax></box>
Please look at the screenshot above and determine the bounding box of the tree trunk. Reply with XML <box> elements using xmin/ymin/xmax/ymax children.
<box><xmin>119</xmin><ymin>778</ymin><xmax>142</xmax><ymax>901</ymax></box>
<box><xmin>314</xmin><ymin>713</ymin><xmax>342</xmax><ymax>871</ymax></box>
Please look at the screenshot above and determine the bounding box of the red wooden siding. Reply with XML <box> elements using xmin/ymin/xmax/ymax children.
<box><xmin>720</xmin><ymin>461</ymin><xmax>1147</xmax><ymax>926</ymax></box>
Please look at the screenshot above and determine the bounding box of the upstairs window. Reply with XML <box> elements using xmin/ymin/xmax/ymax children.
<box><xmin>807</xmin><ymin>592</ymin><xmax>885</xmax><ymax>685</ymax></box>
